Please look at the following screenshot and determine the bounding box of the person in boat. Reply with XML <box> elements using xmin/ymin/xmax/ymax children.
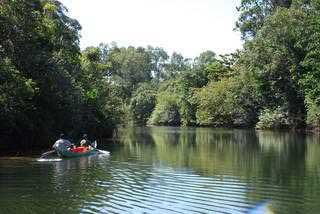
<box><xmin>80</xmin><ymin>134</ymin><xmax>91</xmax><ymax>148</ymax></box>
<box><xmin>52</xmin><ymin>134</ymin><xmax>74</xmax><ymax>152</ymax></box>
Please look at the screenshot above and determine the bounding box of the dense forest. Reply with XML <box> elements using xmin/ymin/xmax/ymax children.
<box><xmin>1</xmin><ymin>0</ymin><xmax>320</xmax><ymax>150</ymax></box>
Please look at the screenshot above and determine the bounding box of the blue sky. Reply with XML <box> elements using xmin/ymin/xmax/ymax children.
<box><xmin>60</xmin><ymin>0</ymin><xmax>243</xmax><ymax>58</ymax></box>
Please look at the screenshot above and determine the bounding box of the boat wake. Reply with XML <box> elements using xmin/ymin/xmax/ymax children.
<box><xmin>36</xmin><ymin>149</ymin><xmax>109</xmax><ymax>162</ymax></box>
<box><xmin>36</xmin><ymin>158</ymin><xmax>63</xmax><ymax>162</ymax></box>
<box><xmin>98</xmin><ymin>150</ymin><xmax>110</xmax><ymax>156</ymax></box>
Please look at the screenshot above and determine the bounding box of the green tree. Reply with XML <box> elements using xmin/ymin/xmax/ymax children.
<box><xmin>297</xmin><ymin>1</ymin><xmax>320</xmax><ymax>129</ymax></box>
<box><xmin>77</xmin><ymin>47</ymin><xmax>122</xmax><ymax>136</ymax></box>
<box><xmin>147</xmin><ymin>46</ymin><xmax>169</xmax><ymax>83</ymax></box>
<box><xmin>0</xmin><ymin>0</ymin><xmax>83</xmax><ymax>147</ymax></box>
<box><xmin>193</xmin><ymin>50</ymin><xmax>217</xmax><ymax>69</ymax></box>
<box><xmin>242</xmin><ymin>7</ymin><xmax>309</xmax><ymax>128</ymax></box>
<box><xmin>107</xmin><ymin>46</ymin><xmax>153</xmax><ymax>98</ymax></box>
<box><xmin>163</xmin><ymin>52</ymin><xmax>190</xmax><ymax>79</ymax></box>
<box><xmin>193</xmin><ymin>71</ymin><xmax>260</xmax><ymax>127</ymax></box>
<box><xmin>236</xmin><ymin>0</ymin><xmax>292</xmax><ymax>39</ymax></box>
<box><xmin>148</xmin><ymin>91</ymin><xmax>181</xmax><ymax>126</ymax></box>
<box><xmin>130</xmin><ymin>83</ymin><xmax>157</xmax><ymax>125</ymax></box>
<box><xmin>0</xmin><ymin>59</ymin><xmax>37</xmax><ymax>142</ymax></box>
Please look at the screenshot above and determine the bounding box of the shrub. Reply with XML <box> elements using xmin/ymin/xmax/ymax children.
<box><xmin>256</xmin><ymin>107</ymin><xmax>292</xmax><ymax>129</ymax></box>
<box><xmin>148</xmin><ymin>92</ymin><xmax>180</xmax><ymax>126</ymax></box>
<box><xmin>130</xmin><ymin>83</ymin><xmax>157</xmax><ymax>125</ymax></box>
<box><xmin>193</xmin><ymin>73</ymin><xmax>259</xmax><ymax>127</ymax></box>
<box><xmin>305</xmin><ymin>97</ymin><xmax>320</xmax><ymax>130</ymax></box>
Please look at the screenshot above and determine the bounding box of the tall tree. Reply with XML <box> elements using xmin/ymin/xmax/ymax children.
<box><xmin>193</xmin><ymin>50</ymin><xmax>217</xmax><ymax>69</ymax></box>
<box><xmin>107</xmin><ymin>46</ymin><xmax>152</xmax><ymax>98</ymax></box>
<box><xmin>147</xmin><ymin>46</ymin><xmax>169</xmax><ymax>83</ymax></box>
<box><xmin>0</xmin><ymin>0</ymin><xmax>84</xmax><ymax>147</ymax></box>
<box><xmin>240</xmin><ymin>7</ymin><xmax>308</xmax><ymax>128</ymax></box>
<box><xmin>77</xmin><ymin>47</ymin><xmax>123</xmax><ymax>135</ymax></box>
<box><xmin>163</xmin><ymin>52</ymin><xmax>190</xmax><ymax>79</ymax></box>
<box><xmin>236</xmin><ymin>0</ymin><xmax>292</xmax><ymax>40</ymax></box>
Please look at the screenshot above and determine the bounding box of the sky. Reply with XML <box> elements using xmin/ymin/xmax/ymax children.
<box><xmin>60</xmin><ymin>0</ymin><xmax>243</xmax><ymax>58</ymax></box>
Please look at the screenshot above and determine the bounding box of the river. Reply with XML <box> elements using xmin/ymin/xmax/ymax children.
<box><xmin>1</xmin><ymin>127</ymin><xmax>320</xmax><ymax>213</ymax></box>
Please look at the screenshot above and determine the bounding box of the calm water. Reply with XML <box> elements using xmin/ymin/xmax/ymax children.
<box><xmin>1</xmin><ymin>127</ymin><xmax>320</xmax><ymax>214</ymax></box>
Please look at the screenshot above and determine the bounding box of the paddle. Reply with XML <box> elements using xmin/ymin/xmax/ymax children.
<box><xmin>40</xmin><ymin>150</ymin><xmax>56</xmax><ymax>158</ymax></box>
<box><xmin>91</xmin><ymin>140</ymin><xmax>97</xmax><ymax>149</ymax></box>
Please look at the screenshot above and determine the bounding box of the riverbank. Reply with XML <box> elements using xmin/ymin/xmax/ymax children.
<box><xmin>2</xmin><ymin>125</ymin><xmax>319</xmax><ymax>156</ymax></box>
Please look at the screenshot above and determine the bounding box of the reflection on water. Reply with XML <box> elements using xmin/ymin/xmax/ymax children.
<box><xmin>1</xmin><ymin>127</ymin><xmax>320</xmax><ymax>214</ymax></box>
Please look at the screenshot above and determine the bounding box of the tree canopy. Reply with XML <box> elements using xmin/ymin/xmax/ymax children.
<box><xmin>2</xmin><ymin>0</ymin><xmax>320</xmax><ymax>150</ymax></box>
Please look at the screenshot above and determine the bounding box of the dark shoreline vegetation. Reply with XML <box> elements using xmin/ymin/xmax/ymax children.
<box><xmin>1</xmin><ymin>0</ymin><xmax>320</xmax><ymax>151</ymax></box>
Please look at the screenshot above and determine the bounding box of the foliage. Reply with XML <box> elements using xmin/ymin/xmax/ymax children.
<box><xmin>163</xmin><ymin>52</ymin><xmax>190</xmax><ymax>79</ymax></box>
<box><xmin>4</xmin><ymin>0</ymin><xmax>320</xmax><ymax>152</ymax></box>
<box><xmin>194</xmin><ymin>73</ymin><xmax>260</xmax><ymax>127</ymax></box>
<box><xmin>148</xmin><ymin>91</ymin><xmax>181</xmax><ymax>126</ymax></box>
<box><xmin>0</xmin><ymin>0</ymin><xmax>121</xmax><ymax>149</ymax></box>
<box><xmin>205</xmin><ymin>61</ymin><xmax>233</xmax><ymax>82</ymax></box>
<box><xmin>107</xmin><ymin>46</ymin><xmax>152</xmax><ymax>98</ymax></box>
<box><xmin>0</xmin><ymin>59</ymin><xmax>37</xmax><ymax>133</ymax></box>
<box><xmin>304</xmin><ymin>98</ymin><xmax>320</xmax><ymax>129</ymax></box>
<box><xmin>147</xmin><ymin>46</ymin><xmax>169</xmax><ymax>83</ymax></box>
<box><xmin>130</xmin><ymin>83</ymin><xmax>157</xmax><ymax>125</ymax></box>
<box><xmin>296</xmin><ymin>2</ymin><xmax>320</xmax><ymax>129</ymax></box>
<box><xmin>0</xmin><ymin>0</ymin><xmax>83</xmax><ymax>147</ymax></box>
<box><xmin>240</xmin><ymin>7</ymin><xmax>310</xmax><ymax>128</ymax></box>
<box><xmin>193</xmin><ymin>50</ymin><xmax>217</xmax><ymax>69</ymax></box>
<box><xmin>77</xmin><ymin>47</ymin><xmax>123</xmax><ymax>135</ymax></box>
<box><xmin>256</xmin><ymin>107</ymin><xmax>293</xmax><ymax>129</ymax></box>
<box><xmin>236</xmin><ymin>0</ymin><xmax>292</xmax><ymax>40</ymax></box>
<box><xmin>149</xmin><ymin>64</ymin><xmax>213</xmax><ymax>127</ymax></box>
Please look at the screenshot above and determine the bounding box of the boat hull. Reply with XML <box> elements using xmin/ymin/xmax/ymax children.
<box><xmin>57</xmin><ymin>148</ymin><xmax>99</xmax><ymax>158</ymax></box>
